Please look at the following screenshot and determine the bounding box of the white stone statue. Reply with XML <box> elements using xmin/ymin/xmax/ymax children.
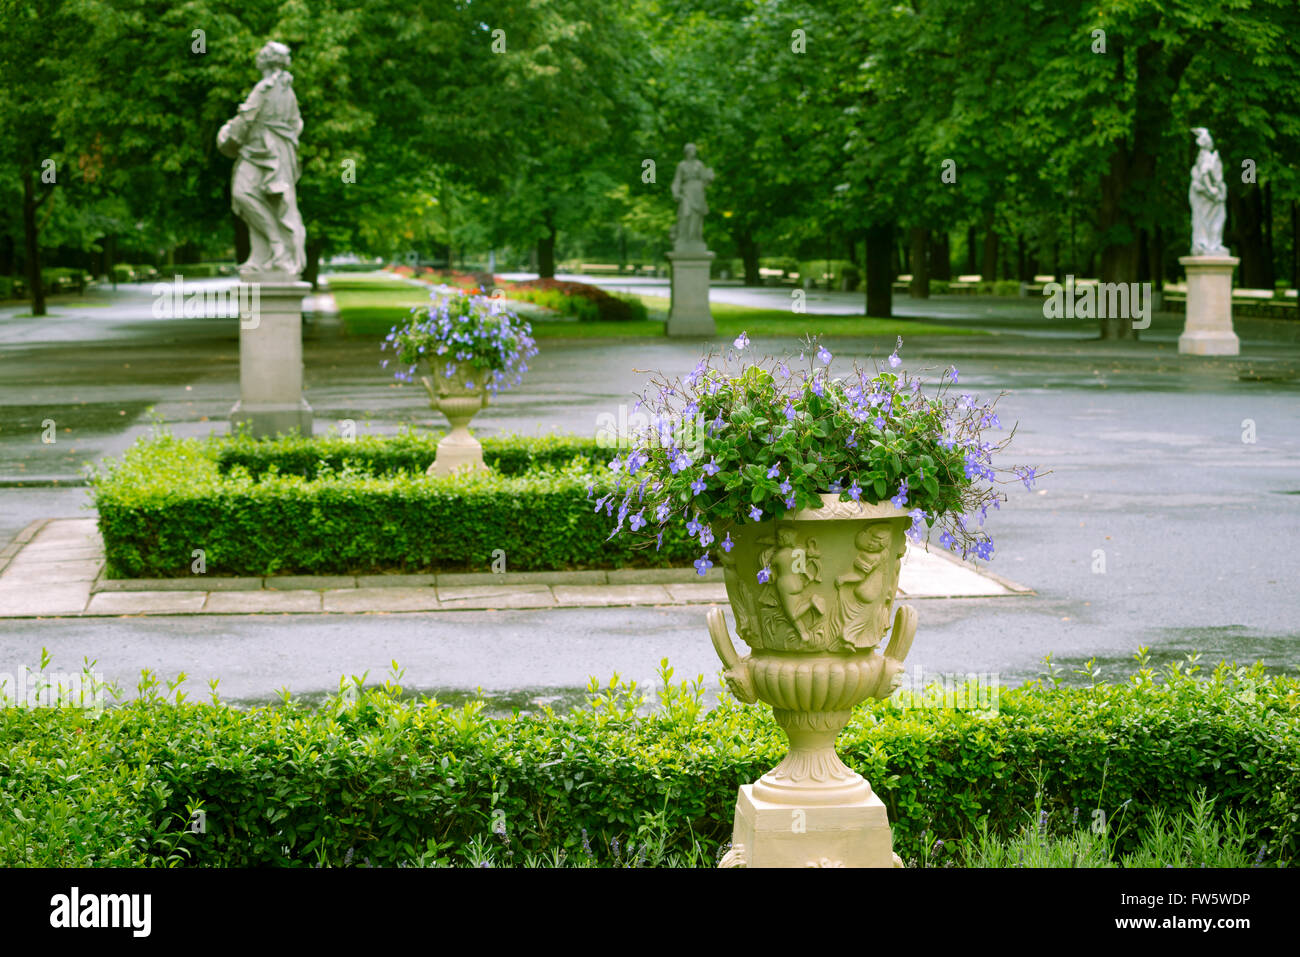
<box><xmin>218</xmin><ymin>41</ymin><xmax>307</xmax><ymax>275</ymax></box>
<box><xmin>671</xmin><ymin>143</ymin><xmax>714</xmax><ymax>251</ymax></box>
<box><xmin>1189</xmin><ymin>127</ymin><xmax>1229</xmax><ymax>256</ymax></box>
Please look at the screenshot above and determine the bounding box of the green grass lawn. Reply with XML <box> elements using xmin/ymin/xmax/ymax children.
<box><xmin>328</xmin><ymin>274</ymin><xmax>985</xmax><ymax>339</ymax></box>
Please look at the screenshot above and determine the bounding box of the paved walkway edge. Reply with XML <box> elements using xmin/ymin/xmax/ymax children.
<box><xmin>0</xmin><ymin>518</ymin><xmax>1033</xmax><ymax>618</ymax></box>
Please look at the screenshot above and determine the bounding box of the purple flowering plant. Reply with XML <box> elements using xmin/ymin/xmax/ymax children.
<box><xmin>380</xmin><ymin>290</ymin><xmax>538</xmax><ymax>393</ymax></box>
<box><xmin>604</xmin><ymin>336</ymin><xmax>1039</xmax><ymax>570</ymax></box>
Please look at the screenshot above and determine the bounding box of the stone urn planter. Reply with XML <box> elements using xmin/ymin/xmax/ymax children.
<box><xmin>380</xmin><ymin>289</ymin><xmax>537</xmax><ymax>476</ymax></box>
<box><xmin>598</xmin><ymin>335</ymin><xmax>1035</xmax><ymax>868</ymax></box>
<box><xmin>709</xmin><ymin>495</ymin><xmax>916</xmax><ymax>868</ymax></box>
<box><xmin>422</xmin><ymin>364</ymin><xmax>490</xmax><ymax>476</ymax></box>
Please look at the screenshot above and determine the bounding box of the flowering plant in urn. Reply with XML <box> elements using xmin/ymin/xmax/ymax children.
<box><xmin>382</xmin><ymin>290</ymin><xmax>538</xmax><ymax>475</ymax></box>
<box><xmin>605</xmin><ymin>335</ymin><xmax>1037</xmax><ymax>866</ymax></box>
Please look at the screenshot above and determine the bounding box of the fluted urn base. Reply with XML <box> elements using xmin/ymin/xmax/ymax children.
<box><xmin>752</xmin><ymin>709</ymin><xmax>871</xmax><ymax>806</ymax></box>
<box><xmin>423</xmin><ymin>375</ymin><xmax>490</xmax><ymax>477</ymax></box>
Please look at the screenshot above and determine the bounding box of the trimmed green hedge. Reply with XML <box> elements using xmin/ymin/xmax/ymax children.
<box><xmin>214</xmin><ymin>430</ymin><xmax>603</xmax><ymax>480</ymax></box>
<box><xmin>1</xmin><ymin>660</ymin><xmax>1295</xmax><ymax>866</ymax></box>
<box><xmin>89</xmin><ymin>431</ymin><xmax>693</xmax><ymax>577</ymax></box>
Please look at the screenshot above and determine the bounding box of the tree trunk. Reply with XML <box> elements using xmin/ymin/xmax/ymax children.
<box><xmin>1230</xmin><ymin>182</ymin><xmax>1270</xmax><ymax>289</ymax></box>
<box><xmin>537</xmin><ymin>212</ymin><xmax>557</xmax><ymax>279</ymax></box>
<box><xmin>1150</xmin><ymin>226</ymin><xmax>1164</xmax><ymax>290</ymax></box>
<box><xmin>233</xmin><ymin>214</ymin><xmax>250</xmax><ymax>268</ymax></box>
<box><xmin>1095</xmin><ymin>41</ymin><xmax>1190</xmax><ymax>338</ymax></box>
<box><xmin>1292</xmin><ymin>200</ymin><xmax>1299</xmax><ymax>291</ymax></box>
<box><xmin>865</xmin><ymin>222</ymin><xmax>894</xmax><ymax>318</ymax></box>
<box><xmin>22</xmin><ymin>173</ymin><xmax>45</xmax><ymax>317</ymax></box>
<box><xmin>302</xmin><ymin>235</ymin><xmax>325</xmax><ymax>288</ymax></box>
<box><xmin>908</xmin><ymin>226</ymin><xmax>929</xmax><ymax>298</ymax></box>
<box><xmin>929</xmin><ymin>230</ymin><xmax>951</xmax><ymax>280</ymax></box>
<box><xmin>737</xmin><ymin>229</ymin><xmax>761</xmax><ymax>285</ymax></box>
<box><xmin>1016</xmin><ymin>234</ymin><xmax>1028</xmax><ymax>281</ymax></box>
<box><xmin>980</xmin><ymin>216</ymin><xmax>998</xmax><ymax>283</ymax></box>
<box><xmin>966</xmin><ymin>226</ymin><xmax>977</xmax><ymax>274</ymax></box>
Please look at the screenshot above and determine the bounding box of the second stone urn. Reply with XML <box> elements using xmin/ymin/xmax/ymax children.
<box><xmin>422</xmin><ymin>363</ymin><xmax>490</xmax><ymax>476</ymax></box>
<box><xmin>710</xmin><ymin>495</ymin><xmax>917</xmax><ymax>868</ymax></box>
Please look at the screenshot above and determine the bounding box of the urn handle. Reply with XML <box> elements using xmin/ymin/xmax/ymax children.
<box><xmin>707</xmin><ymin>607</ymin><xmax>757</xmax><ymax>703</ymax></box>
<box><xmin>879</xmin><ymin>603</ymin><xmax>917</xmax><ymax>695</ymax></box>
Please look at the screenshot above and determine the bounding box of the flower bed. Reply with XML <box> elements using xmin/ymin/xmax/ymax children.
<box><xmin>89</xmin><ymin>432</ymin><xmax>695</xmax><ymax>578</ymax></box>
<box><xmin>2</xmin><ymin>657</ymin><xmax>1294</xmax><ymax>866</ymax></box>
<box><xmin>496</xmin><ymin>278</ymin><xmax>649</xmax><ymax>322</ymax></box>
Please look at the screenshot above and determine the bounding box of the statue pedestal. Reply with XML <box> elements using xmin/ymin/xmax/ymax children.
<box><xmin>666</xmin><ymin>248</ymin><xmax>715</xmax><ymax>337</ymax></box>
<box><xmin>721</xmin><ymin>785</ymin><xmax>902</xmax><ymax>869</ymax></box>
<box><xmin>1178</xmin><ymin>256</ymin><xmax>1240</xmax><ymax>356</ymax></box>
<box><xmin>230</xmin><ymin>272</ymin><xmax>314</xmax><ymax>437</ymax></box>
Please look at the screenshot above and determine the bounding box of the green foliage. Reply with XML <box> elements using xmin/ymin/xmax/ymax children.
<box><xmin>88</xmin><ymin>431</ymin><xmax>696</xmax><ymax>577</ymax></box>
<box><xmin>1</xmin><ymin>655</ymin><xmax>1294</xmax><ymax>867</ymax></box>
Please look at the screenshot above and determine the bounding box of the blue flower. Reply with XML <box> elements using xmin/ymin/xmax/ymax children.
<box><xmin>629</xmin><ymin>510</ymin><xmax>646</xmax><ymax>531</ymax></box>
<box><xmin>703</xmin><ymin>457</ymin><xmax>720</xmax><ymax>476</ymax></box>
<box><xmin>947</xmin><ymin>365</ymin><xmax>959</xmax><ymax>383</ymax></box>
<box><xmin>748</xmin><ymin>505</ymin><xmax>762</xmax><ymax>521</ymax></box>
<box><xmin>891</xmin><ymin>479</ymin><xmax>909</xmax><ymax>510</ymax></box>
<box><xmin>784</xmin><ymin>494</ymin><xmax>796</xmax><ymax>509</ymax></box>
<box><xmin>690</xmin><ymin>477</ymin><xmax>706</xmax><ymax>495</ymax></box>
<box><xmin>1019</xmin><ymin>466</ymin><xmax>1037</xmax><ymax>489</ymax></box>
<box><xmin>907</xmin><ymin>508</ymin><xmax>926</xmax><ymax>542</ymax></box>
<box><xmin>766</xmin><ymin>464</ymin><xmax>780</xmax><ymax>479</ymax></box>
<box><xmin>721</xmin><ymin>533</ymin><xmax>734</xmax><ymax>553</ymax></box>
<box><xmin>699</xmin><ymin>526</ymin><xmax>715</xmax><ymax>547</ymax></box>
<box><xmin>888</xmin><ymin>352</ymin><xmax>901</xmax><ymax>369</ymax></box>
<box><xmin>939</xmin><ymin>530</ymin><xmax>956</xmax><ymax>550</ymax></box>
<box><xmin>784</xmin><ymin>401</ymin><xmax>796</xmax><ymax>422</ymax></box>
<box><xmin>779</xmin><ymin>479</ymin><xmax>792</xmax><ymax>495</ymax></box>
<box><xmin>848</xmin><ymin>481</ymin><xmax>862</xmax><ymax>502</ymax></box>
<box><xmin>694</xmin><ymin>554</ymin><xmax>714</xmax><ymax>576</ymax></box>
<box><xmin>734</xmin><ymin>331</ymin><xmax>750</xmax><ymax>349</ymax></box>
<box><xmin>757</xmin><ymin>566</ymin><xmax>772</xmax><ymax>584</ymax></box>
<box><xmin>817</xmin><ymin>345</ymin><xmax>832</xmax><ymax>365</ymax></box>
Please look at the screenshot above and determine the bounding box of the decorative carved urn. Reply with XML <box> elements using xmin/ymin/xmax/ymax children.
<box><xmin>710</xmin><ymin>494</ymin><xmax>917</xmax><ymax>867</ymax></box>
<box><xmin>422</xmin><ymin>364</ymin><xmax>490</xmax><ymax>476</ymax></box>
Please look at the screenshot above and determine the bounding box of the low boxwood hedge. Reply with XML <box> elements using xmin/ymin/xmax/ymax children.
<box><xmin>1</xmin><ymin>660</ymin><xmax>1294</xmax><ymax>866</ymax></box>
<box><xmin>89</xmin><ymin>431</ymin><xmax>692</xmax><ymax>577</ymax></box>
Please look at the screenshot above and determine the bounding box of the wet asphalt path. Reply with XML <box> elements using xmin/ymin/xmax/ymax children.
<box><xmin>1</xmin><ymin>279</ymin><xmax>1297</xmax><ymax>705</ymax></box>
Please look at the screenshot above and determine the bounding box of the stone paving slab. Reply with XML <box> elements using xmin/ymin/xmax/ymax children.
<box><xmin>550</xmin><ymin>584</ymin><xmax>673</xmax><ymax>606</ymax></box>
<box><xmin>435</xmin><ymin>584</ymin><xmax>557</xmax><ymax>609</ymax></box>
<box><xmin>323</xmin><ymin>587</ymin><xmax>441</xmax><ymax>613</ymax></box>
<box><xmin>85</xmin><ymin>590</ymin><xmax>209</xmax><ymax>615</ymax></box>
<box><xmin>0</xmin><ymin>560</ymin><xmax>103</xmax><ymax>584</ymax></box>
<box><xmin>0</xmin><ymin>518</ymin><xmax>1031</xmax><ymax>617</ymax></box>
<box><xmin>95</xmin><ymin>576</ymin><xmax>264</xmax><ymax>593</ymax></box>
<box><xmin>204</xmin><ymin>591</ymin><xmax>323</xmax><ymax>614</ymax></box>
<box><xmin>0</xmin><ymin>582</ymin><xmax>92</xmax><ymax>616</ymax></box>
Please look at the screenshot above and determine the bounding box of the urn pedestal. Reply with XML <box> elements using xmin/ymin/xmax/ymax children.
<box><xmin>423</xmin><ymin>366</ymin><xmax>490</xmax><ymax>476</ymax></box>
<box><xmin>666</xmin><ymin>247</ymin><xmax>716</xmax><ymax>337</ymax></box>
<box><xmin>1178</xmin><ymin>256</ymin><xmax>1240</xmax><ymax>356</ymax></box>
<box><xmin>710</xmin><ymin>497</ymin><xmax>916</xmax><ymax>868</ymax></box>
<box><xmin>229</xmin><ymin>271</ymin><xmax>314</xmax><ymax>437</ymax></box>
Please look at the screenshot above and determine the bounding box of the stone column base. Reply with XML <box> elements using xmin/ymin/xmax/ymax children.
<box><xmin>230</xmin><ymin>273</ymin><xmax>314</xmax><ymax>437</ymax></box>
<box><xmin>719</xmin><ymin>784</ymin><xmax>903</xmax><ymax>868</ymax></box>
<box><xmin>666</xmin><ymin>249</ymin><xmax>716</xmax><ymax>336</ymax></box>
<box><xmin>231</xmin><ymin>398</ymin><xmax>313</xmax><ymax>438</ymax></box>
<box><xmin>1178</xmin><ymin>256</ymin><xmax>1240</xmax><ymax>356</ymax></box>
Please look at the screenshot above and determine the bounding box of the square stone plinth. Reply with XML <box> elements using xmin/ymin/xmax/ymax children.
<box><xmin>666</xmin><ymin>250</ymin><xmax>716</xmax><ymax>336</ymax></box>
<box><xmin>1178</xmin><ymin>256</ymin><xmax>1240</xmax><ymax>356</ymax></box>
<box><xmin>725</xmin><ymin>784</ymin><xmax>899</xmax><ymax>869</ymax></box>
